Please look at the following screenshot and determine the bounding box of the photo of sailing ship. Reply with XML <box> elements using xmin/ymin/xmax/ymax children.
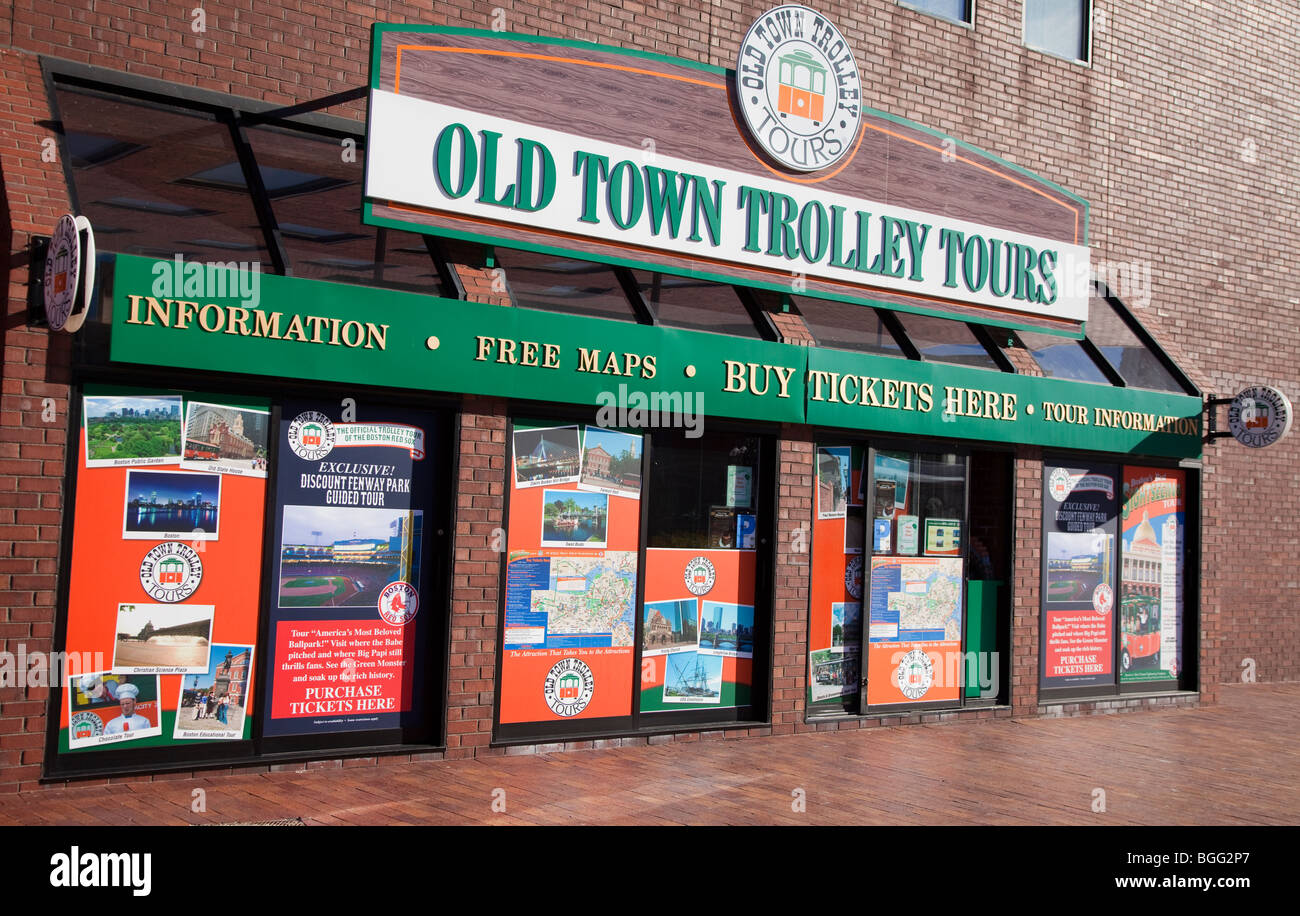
<box><xmin>662</xmin><ymin>651</ymin><xmax>724</xmax><ymax>704</ymax></box>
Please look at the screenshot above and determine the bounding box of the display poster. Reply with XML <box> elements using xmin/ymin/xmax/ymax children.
<box><xmin>500</xmin><ymin>422</ymin><xmax>642</xmax><ymax>724</ymax></box>
<box><xmin>261</xmin><ymin>400</ymin><xmax>435</xmax><ymax>737</ymax></box>
<box><xmin>807</xmin><ymin>442</ymin><xmax>862</xmax><ymax>709</ymax></box>
<box><xmin>1040</xmin><ymin>462</ymin><xmax>1119</xmax><ymax>689</ymax></box>
<box><xmin>640</xmin><ymin>549</ymin><xmax>755</xmax><ymax>710</ymax></box>
<box><xmin>816</xmin><ymin>447</ymin><xmax>850</xmax><ymax>519</ymax></box>
<box><xmin>867</xmin><ymin>556</ymin><xmax>963</xmax><ymax>706</ymax></box>
<box><xmin>57</xmin><ymin>385</ymin><xmax>266</xmax><ymax>756</ymax></box>
<box><xmin>1120</xmin><ymin>468</ymin><xmax>1184</xmax><ymax>683</ymax></box>
<box><xmin>726</xmin><ymin>465</ymin><xmax>752</xmax><ymax>508</ymax></box>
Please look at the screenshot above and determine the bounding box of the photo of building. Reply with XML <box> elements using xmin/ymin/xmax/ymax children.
<box><xmin>0</xmin><ymin>0</ymin><xmax>1295</xmax><ymax>829</ymax></box>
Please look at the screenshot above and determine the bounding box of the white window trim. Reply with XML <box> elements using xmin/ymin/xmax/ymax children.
<box><xmin>896</xmin><ymin>0</ymin><xmax>976</xmax><ymax>31</ymax></box>
<box><xmin>1021</xmin><ymin>0</ymin><xmax>1094</xmax><ymax>67</ymax></box>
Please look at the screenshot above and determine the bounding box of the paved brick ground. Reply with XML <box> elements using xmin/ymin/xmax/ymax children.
<box><xmin>1</xmin><ymin>683</ymin><xmax>1294</xmax><ymax>826</ymax></box>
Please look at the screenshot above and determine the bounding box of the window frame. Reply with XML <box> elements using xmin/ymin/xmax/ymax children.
<box><xmin>1022</xmin><ymin>0</ymin><xmax>1094</xmax><ymax>66</ymax></box>
<box><xmin>896</xmin><ymin>0</ymin><xmax>976</xmax><ymax>29</ymax></box>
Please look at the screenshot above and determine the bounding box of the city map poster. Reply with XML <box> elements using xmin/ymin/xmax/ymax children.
<box><xmin>866</xmin><ymin>556</ymin><xmax>963</xmax><ymax>706</ymax></box>
<box><xmin>499</xmin><ymin>422</ymin><xmax>644</xmax><ymax>724</ymax></box>
<box><xmin>57</xmin><ymin>384</ymin><xmax>267</xmax><ymax>756</ymax></box>
<box><xmin>1120</xmin><ymin>468</ymin><xmax>1184</xmax><ymax>683</ymax></box>
<box><xmin>808</xmin><ymin>440</ymin><xmax>864</xmax><ymax>708</ymax></box>
<box><xmin>1040</xmin><ymin>462</ymin><xmax>1118</xmax><ymax>689</ymax></box>
<box><xmin>639</xmin><ymin>548</ymin><xmax>756</xmax><ymax>712</ymax></box>
<box><xmin>261</xmin><ymin>400</ymin><xmax>434</xmax><ymax>737</ymax></box>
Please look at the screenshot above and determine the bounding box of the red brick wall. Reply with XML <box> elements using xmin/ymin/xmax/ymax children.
<box><xmin>2</xmin><ymin>1</ymin><xmax>1296</xmax><ymax>792</ymax></box>
<box><xmin>771</xmin><ymin>430</ymin><xmax>812</xmax><ymax>733</ymax></box>
<box><xmin>1011</xmin><ymin>448</ymin><xmax>1043</xmax><ymax>714</ymax></box>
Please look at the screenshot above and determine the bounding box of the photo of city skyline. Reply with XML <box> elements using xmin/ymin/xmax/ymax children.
<box><xmin>122</xmin><ymin>469</ymin><xmax>221</xmax><ymax>539</ymax></box>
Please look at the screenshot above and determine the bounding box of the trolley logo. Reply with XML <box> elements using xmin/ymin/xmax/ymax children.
<box><xmin>1093</xmin><ymin>582</ymin><xmax>1114</xmax><ymax>615</ymax></box>
<box><xmin>1048</xmin><ymin>468</ymin><xmax>1114</xmax><ymax>502</ymax></box>
<box><xmin>684</xmin><ymin>556</ymin><xmax>717</xmax><ymax>595</ymax></box>
<box><xmin>44</xmin><ymin>214</ymin><xmax>80</xmax><ymax>330</ymax></box>
<box><xmin>378</xmin><ymin>581</ymin><xmax>418</xmax><ymax>626</ymax></box>
<box><xmin>50</xmin><ymin>846</ymin><xmax>152</xmax><ymax>897</ymax></box>
<box><xmin>1228</xmin><ymin>385</ymin><xmax>1292</xmax><ymax>449</ymax></box>
<box><xmin>138</xmin><ymin>543</ymin><xmax>202</xmax><ymax>602</ymax></box>
<box><xmin>895</xmin><ymin>649</ymin><xmax>934</xmax><ymax>700</ymax></box>
<box><xmin>288</xmin><ymin>410</ymin><xmax>336</xmax><ymax>461</ymax></box>
<box><xmin>845</xmin><ymin>555</ymin><xmax>863</xmax><ymax>599</ymax></box>
<box><xmin>543</xmin><ymin>658</ymin><xmax>595</xmax><ymax>717</ymax></box>
<box><xmin>735</xmin><ymin>5</ymin><xmax>862</xmax><ymax>172</ymax></box>
<box><xmin>70</xmin><ymin>711</ymin><xmax>104</xmax><ymax>740</ymax></box>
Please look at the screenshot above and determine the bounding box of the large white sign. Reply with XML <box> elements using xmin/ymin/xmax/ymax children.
<box><xmin>365</xmin><ymin>90</ymin><xmax>1091</xmax><ymax>322</ymax></box>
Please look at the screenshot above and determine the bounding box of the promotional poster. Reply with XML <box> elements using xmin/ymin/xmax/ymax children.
<box><xmin>261</xmin><ymin>400</ymin><xmax>434</xmax><ymax>737</ymax></box>
<box><xmin>807</xmin><ymin>442</ymin><xmax>864</xmax><ymax>710</ymax></box>
<box><xmin>1040</xmin><ymin>462</ymin><xmax>1119</xmax><ymax>689</ymax></box>
<box><xmin>499</xmin><ymin>423</ymin><xmax>643</xmax><ymax>724</ymax></box>
<box><xmin>639</xmin><ymin>548</ymin><xmax>756</xmax><ymax>711</ymax></box>
<box><xmin>867</xmin><ymin>556</ymin><xmax>964</xmax><ymax>706</ymax></box>
<box><xmin>57</xmin><ymin>384</ymin><xmax>266</xmax><ymax>756</ymax></box>
<box><xmin>1120</xmin><ymin>468</ymin><xmax>1184</xmax><ymax>683</ymax></box>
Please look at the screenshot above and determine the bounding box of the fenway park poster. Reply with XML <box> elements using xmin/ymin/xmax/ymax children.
<box><xmin>261</xmin><ymin>400</ymin><xmax>435</xmax><ymax>736</ymax></box>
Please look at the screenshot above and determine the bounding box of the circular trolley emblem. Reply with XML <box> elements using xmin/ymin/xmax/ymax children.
<box><xmin>684</xmin><ymin>556</ymin><xmax>717</xmax><ymax>596</ymax></box>
<box><xmin>139</xmin><ymin>542</ymin><xmax>203</xmax><ymax>602</ymax></box>
<box><xmin>43</xmin><ymin>214</ymin><xmax>80</xmax><ymax>331</ymax></box>
<box><xmin>895</xmin><ymin>649</ymin><xmax>934</xmax><ymax>700</ymax></box>
<box><xmin>1092</xmin><ymin>582</ymin><xmax>1113</xmax><ymax>616</ymax></box>
<box><xmin>1227</xmin><ymin>385</ymin><xmax>1292</xmax><ymax>449</ymax></box>
<box><xmin>287</xmin><ymin>411</ymin><xmax>336</xmax><ymax>461</ymax></box>
<box><xmin>71</xmin><ymin>711</ymin><xmax>104</xmax><ymax>741</ymax></box>
<box><xmin>1048</xmin><ymin>466</ymin><xmax>1074</xmax><ymax>502</ymax></box>
<box><xmin>378</xmin><ymin>581</ymin><xmax>418</xmax><ymax>626</ymax></box>
<box><xmin>844</xmin><ymin>555</ymin><xmax>863</xmax><ymax>600</ymax></box>
<box><xmin>735</xmin><ymin>5</ymin><xmax>863</xmax><ymax>172</ymax></box>
<box><xmin>543</xmin><ymin>658</ymin><xmax>595</xmax><ymax>717</ymax></box>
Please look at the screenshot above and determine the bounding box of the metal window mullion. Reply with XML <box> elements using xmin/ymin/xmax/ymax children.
<box><xmin>1079</xmin><ymin>335</ymin><xmax>1127</xmax><ymax>387</ymax></box>
<box><xmin>969</xmin><ymin>323</ymin><xmax>1016</xmax><ymax>373</ymax></box>
<box><xmin>226</xmin><ymin>113</ymin><xmax>289</xmax><ymax>276</ymax></box>
<box><xmin>614</xmin><ymin>266</ymin><xmax>656</xmax><ymax>325</ymax></box>
<box><xmin>877</xmin><ymin>308</ymin><xmax>922</xmax><ymax>361</ymax></box>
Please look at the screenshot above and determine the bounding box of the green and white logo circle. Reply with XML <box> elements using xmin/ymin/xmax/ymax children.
<box><xmin>1228</xmin><ymin>386</ymin><xmax>1292</xmax><ymax>449</ymax></box>
<box><xmin>543</xmin><ymin>658</ymin><xmax>594</xmax><ymax>717</ymax></box>
<box><xmin>735</xmin><ymin>5</ymin><xmax>862</xmax><ymax>172</ymax></box>
<box><xmin>139</xmin><ymin>542</ymin><xmax>203</xmax><ymax>603</ymax></box>
<box><xmin>288</xmin><ymin>411</ymin><xmax>336</xmax><ymax>461</ymax></box>
<box><xmin>684</xmin><ymin>556</ymin><xmax>716</xmax><ymax>596</ymax></box>
<box><xmin>895</xmin><ymin>649</ymin><xmax>934</xmax><ymax>700</ymax></box>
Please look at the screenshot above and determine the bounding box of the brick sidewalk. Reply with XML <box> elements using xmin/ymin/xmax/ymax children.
<box><xmin>1</xmin><ymin>683</ymin><xmax>1295</xmax><ymax>826</ymax></box>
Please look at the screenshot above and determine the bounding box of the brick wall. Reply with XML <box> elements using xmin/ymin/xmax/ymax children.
<box><xmin>2</xmin><ymin>1</ymin><xmax>1297</xmax><ymax>791</ymax></box>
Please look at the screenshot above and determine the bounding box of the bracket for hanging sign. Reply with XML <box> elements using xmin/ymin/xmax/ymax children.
<box><xmin>1205</xmin><ymin>387</ymin><xmax>1293</xmax><ymax>448</ymax></box>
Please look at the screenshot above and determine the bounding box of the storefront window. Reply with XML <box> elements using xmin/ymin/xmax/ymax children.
<box><xmin>631</xmin><ymin>271</ymin><xmax>763</xmax><ymax>338</ymax></box>
<box><xmin>55</xmin><ymin>88</ymin><xmax>269</xmax><ymax>263</ymax></box>
<box><xmin>1013</xmin><ymin>329</ymin><xmax>1112</xmax><ymax>384</ymax></box>
<box><xmin>892</xmin><ymin>312</ymin><xmax>1001</xmax><ymax>370</ymax></box>
<box><xmin>793</xmin><ymin>296</ymin><xmax>905</xmax><ymax>357</ymax></box>
<box><xmin>1086</xmin><ymin>295</ymin><xmax>1186</xmax><ymax>392</ymax></box>
<box><xmin>495</xmin><ymin>249</ymin><xmax>640</xmax><ymax>321</ymax></box>
<box><xmin>641</xmin><ymin>430</ymin><xmax>765</xmax><ymax>715</ymax></box>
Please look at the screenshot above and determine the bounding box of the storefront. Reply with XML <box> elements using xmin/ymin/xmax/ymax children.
<box><xmin>32</xmin><ymin>10</ymin><xmax>1205</xmax><ymax>780</ymax></box>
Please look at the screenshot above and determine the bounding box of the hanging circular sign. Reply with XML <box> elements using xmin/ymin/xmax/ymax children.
<box><xmin>43</xmin><ymin>214</ymin><xmax>80</xmax><ymax>332</ymax></box>
<box><xmin>1227</xmin><ymin>386</ymin><xmax>1292</xmax><ymax>449</ymax></box>
<box><xmin>543</xmin><ymin>658</ymin><xmax>595</xmax><ymax>717</ymax></box>
<box><xmin>844</xmin><ymin>555</ymin><xmax>863</xmax><ymax>599</ymax></box>
<box><xmin>735</xmin><ymin>5</ymin><xmax>863</xmax><ymax>172</ymax></box>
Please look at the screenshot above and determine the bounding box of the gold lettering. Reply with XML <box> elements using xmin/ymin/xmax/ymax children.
<box><xmin>341</xmin><ymin>320</ymin><xmax>363</xmax><ymax>347</ymax></box>
<box><xmin>520</xmin><ymin>341</ymin><xmax>539</xmax><ymax>366</ymax></box>
<box><xmin>723</xmin><ymin>360</ymin><xmax>747</xmax><ymax>393</ymax></box>
<box><xmin>364</xmin><ymin>322</ymin><xmax>387</xmax><ymax>350</ymax></box>
<box><xmin>773</xmin><ymin>365</ymin><xmax>796</xmax><ymax>399</ymax></box>
<box><xmin>917</xmin><ymin>384</ymin><xmax>934</xmax><ymax>413</ymax></box>
<box><xmin>198</xmin><ymin>303</ymin><xmax>225</xmax><ymax>333</ymax></box>
<box><xmin>623</xmin><ymin>353</ymin><xmax>641</xmax><ymax>376</ymax></box>
<box><xmin>283</xmin><ymin>313</ymin><xmax>309</xmax><ymax>342</ymax></box>
<box><xmin>883</xmin><ymin>379</ymin><xmax>900</xmax><ymax>409</ymax></box>
<box><xmin>838</xmin><ymin>373</ymin><xmax>859</xmax><ymax>405</ymax></box>
<box><xmin>254</xmin><ymin>310</ymin><xmax>282</xmax><ymax>339</ymax></box>
<box><xmin>498</xmin><ymin>338</ymin><xmax>518</xmax><ymax>364</ymax></box>
<box><xmin>475</xmin><ymin>336</ymin><xmax>496</xmax><ymax>361</ymax></box>
<box><xmin>542</xmin><ymin>343</ymin><xmax>561</xmax><ymax>368</ymax></box>
<box><xmin>224</xmin><ymin>305</ymin><xmax>251</xmax><ymax>336</ymax></box>
<box><xmin>578</xmin><ymin>348</ymin><xmax>601</xmax><ymax>373</ymax></box>
<box><xmin>174</xmin><ymin>300</ymin><xmax>199</xmax><ymax>330</ymax></box>
<box><xmin>642</xmin><ymin>354</ymin><xmax>656</xmax><ymax>379</ymax></box>
<box><xmin>329</xmin><ymin>317</ymin><xmax>342</xmax><ymax>346</ymax></box>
